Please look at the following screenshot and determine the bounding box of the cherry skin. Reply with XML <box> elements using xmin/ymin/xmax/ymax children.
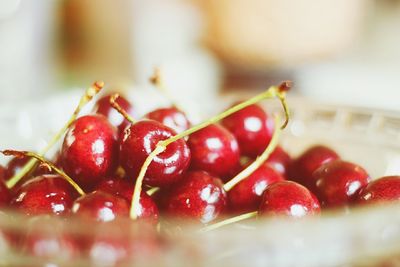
<box><xmin>61</xmin><ymin>114</ymin><xmax>119</xmax><ymax>191</ymax></box>
<box><xmin>221</xmin><ymin>104</ymin><xmax>274</xmax><ymax>158</ymax></box>
<box><xmin>0</xmin><ymin>164</ymin><xmax>5</xmax><ymax>181</ymax></box>
<box><xmin>188</xmin><ymin>124</ymin><xmax>240</xmax><ymax>179</ymax></box>
<box><xmin>357</xmin><ymin>176</ymin><xmax>400</xmax><ymax>205</ymax></box>
<box><xmin>228</xmin><ymin>164</ymin><xmax>285</xmax><ymax>214</ymax></box>
<box><xmin>0</xmin><ymin>179</ymin><xmax>11</xmax><ymax>208</ymax></box>
<box><xmin>3</xmin><ymin>157</ymin><xmax>32</xmax><ymax>189</ymax></box>
<box><xmin>96</xmin><ymin>178</ymin><xmax>159</xmax><ymax>224</ymax></box>
<box><xmin>259</xmin><ymin>181</ymin><xmax>321</xmax><ymax>218</ymax></box>
<box><xmin>11</xmin><ymin>175</ymin><xmax>79</xmax><ymax>216</ymax></box>
<box><xmin>72</xmin><ymin>191</ymin><xmax>129</xmax><ymax>222</ymax></box>
<box><xmin>289</xmin><ymin>145</ymin><xmax>339</xmax><ymax>192</ymax></box>
<box><xmin>119</xmin><ymin>120</ymin><xmax>191</xmax><ymax>187</ymax></box>
<box><xmin>94</xmin><ymin>93</ymin><xmax>134</xmax><ymax>132</ymax></box>
<box><xmin>162</xmin><ymin>170</ymin><xmax>227</xmax><ymax>224</ymax></box>
<box><xmin>265</xmin><ymin>146</ymin><xmax>292</xmax><ymax>179</ymax></box>
<box><xmin>313</xmin><ymin>160</ymin><xmax>370</xmax><ymax>208</ymax></box>
<box><xmin>145</xmin><ymin>107</ymin><xmax>191</xmax><ymax>134</ymax></box>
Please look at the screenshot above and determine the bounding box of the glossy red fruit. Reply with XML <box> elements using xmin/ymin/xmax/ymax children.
<box><xmin>221</xmin><ymin>104</ymin><xmax>274</xmax><ymax>158</ymax></box>
<box><xmin>3</xmin><ymin>156</ymin><xmax>31</xmax><ymax>184</ymax></box>
<box><xmin>265</xmin><ymin>146</ymin><xmax>292</xmax><ymax>178</ymax></box>
<box><xmin>357</xmin><ymin>176</ymin><xmax>400</xmax><ymax>205</ymax></box>
<box><xmin>188</xmin><ymin>124</ymin><xmax>240</xmax><ymax>179</ymax></box>
<box><xmin>313</xmin><ymin>160</ymin><xmax>370</xmax><ymax>207</ymax></box>
<box><xmin>289</xmin><ymin>145</ymin><xmax>339</xmax><ymax>192</ymax></box>
<box><xmin>0</xmin><ymin>165</ymin><xmax>5</xmax><ymax>181</ymax></box>
<box><xmin>0</xmin><ymin>179</ymin><xmax>11</xmax><ymax>208</ymax></box>
<box><xmin>119</xmin><ymin>120</ymin><xmax>191</xmax><ymax>187</ymax></box>
<box><xmin>11</xmin><ymin>175</ymin><xmax>79</xmax><ymax>216</ymax></box>
<box><xmin>72</xmin><ymin>191</ymin><xmax>129</xmax><ymax>222</ymax></box>
<box><xmin>94</xmin><ymin>93</ymin><xmax>134</xmax><ymax>132</ymax></box>
<box><xmin>228</xmin><ymin>164</ymin><xmax>285</xmax><ymax>213</ymax></box>
<box><xmin>61</xmin><ymin>114</ymin><xmax>119</xmax><ymax>191</ymax></box>
<box><xmin>96</xmin><ymin>178</ymin><xmax>159</xmax><ymax>223</ymax></box>
<box><xmin>259</xmin><ymin>181</ymin><xmax>321</xmax><ymax>218</ymax></box>
<box><xmin>162</xmin><ymin>171</ymin><xmax>227</xmax><ymax>224</ymax></box>
<box><xmin>145</xmin><ymin>107</ymin><xmax>191</xmax><ymax>134</ymax></box>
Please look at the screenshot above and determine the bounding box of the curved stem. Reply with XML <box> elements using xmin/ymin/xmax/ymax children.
<box><xmin>130</xmin><ymin>145</ymin><xmax>166</xmax><ymax>219</ymax></box>
<box><xmin>223</xmin><ymin>115</ymin><xmax>282</xmax><ymax>192</ymax></box>
<box><xmin>2</xmin><ymin>150</ymin><xmax>85</xmax><ymax>196</ymax></box>
<box><xmin>6</xmin><ymin>81</ymin><xmax>104</xmax><ymax>189</ymax></box>
<box><xmin>199</xmin><ymin>211</ymin><xmax>258</xmax><ymax>233</ymax></box>
<box><xmin>109</xmin><ymin>93</ymin><xmax>136</xmax><ymax>124</ymax></box>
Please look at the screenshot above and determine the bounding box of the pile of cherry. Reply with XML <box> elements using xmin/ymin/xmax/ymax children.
<box><xmin>0</xmin><ymin>80</ymin><xmax>399</xmax><ymax>265</ymax></box>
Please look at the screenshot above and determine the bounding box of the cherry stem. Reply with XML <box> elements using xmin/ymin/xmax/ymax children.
<box><xmin>109</xmin><ymin>93</ymin><xmax>136</xmax><ymax>124</ymax></box>
<box><xmin>199</xmin><ymin>211</ymin><xmax>258</xmax><ymax>233</ymax></box>
<box><xmin>223</xmin><ymin>115</ymin><xmax>281</xmax><ymax>192</ymax></box>
<box><xmin>129</xmin><ymin>82</ymin><xmax>290</xmax><ymax>220</ymax></box>
<box><xmin>5</xmin><ymin>81</ymin><xmax>104</xmax><ymax>189</ymax></box>
<box><xmin>149</xmin><ymin>67</ymin><xmax>185</xmax><ymax>112</ymax></box>
<box><xmin>146</xmin><ymin>187</ymin><xmax>160</xmax><ymax>196</ymax></box>
<box><xmin>130</xmin><ymin>145</ymin><xmax>166</xmax><ymax>220</ymax></box>
<box><xmin>2</xmin><ymin>150</ymin><xmax>85</xmax><ymax>196</ymax></box>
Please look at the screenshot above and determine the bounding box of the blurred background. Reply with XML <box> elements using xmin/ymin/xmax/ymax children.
<box><xmin>0</xmin><ymin>0</ymin><xmax>399</xmax><ymax>111</ymax></box>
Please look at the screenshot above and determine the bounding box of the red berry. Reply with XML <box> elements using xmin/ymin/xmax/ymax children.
<box><xmin>228</xmin><ymin>164</ymin><xmax>285</xmax><ymax>213</ymax></box>
<box><xmin>94</xmin><ymin>93</ymin><xmax>134</xmax><ymax>132</ymax></box>
<box><xmin>119</xmin><ymin>120</ymin><xmax>190</xmax><ymax>187</ymax></box>
<box><xmin>145</xmin><ymin>107</ymin><xmax>191</xmax><ymax>134</ymax></box>
<box><xmin>162</xmin><ymin>171</ymin><xmax>227</xmax><ymax>224</ymax></box>
<box><xmin>357</xmin><ymin>176</ymin><xmax>400</xmax><ymax>205</ymax></box>
<box><xmin>259</xmin><ymin>181</ymin><xmax>321</xmax><ymax>218</ymax></box>
<box><xmin>265</xmin><ymin>146</ymin><xmax>292</xmax><ymax>178</ymax></box>
<box><xmin>61</xmin><ymin>115</ymin><xmax>119</xmax><ymax>191</ymax></box>
<box><xmin>72</xmin><ymin>191</ymin><xmax>129</xmax><ymax>222</ymax></box>
<box><xmin>221</xmin><ymin>104</ymin><xmax>274</xmax><ymax>158</ymax></box>
<box><xmin>96</xmin><ymin>178</ymin><xmax>159</xmax><ymax>224</ymax></box>
<box><xmin>11</xmin><ymin>175</ymin><xmax>79</xmax><ymax>216</ymax></box>
<box><xmin>0</xmin><ymin>179</ymin><xmax>11</xmax><ymax>208</ymax></box>
<box><xmin>313</xmin><ymin>160</ymin><xmax>370</xmax><ymax>207</ymax></box>
<box><xmin>289</xmin><ymin>145</ymin><xmax>339</xmax><ymax>192</ymax></box>
<box><xmin>0</xmin><ymin>165</ymin><xmax>5</xmax><ymax>181</ymax></box>
<box><xmin>188</xmin><ymin>124</ymin><xmax>240</xmax><ymax>179</ymax></box>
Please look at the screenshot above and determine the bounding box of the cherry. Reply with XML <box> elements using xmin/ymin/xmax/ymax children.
<box><xmin>357</xmin><ymin>176</ymin><xmax>400</xmax><ymax>205</ymax></box>
<box><xmin>0</xmin><ymin>179</ymin><xmax>11</xmax><ymax>208</ymax></box>
<box><xmin>94</xmin><ymin>93</ymin><xmax>134</xmax><ymax>132</ymax></box>
<box><xmin>188</xmin><ymin>124</ymin><xmax>240</xmax><ymax>179</ymax></box>
<box><xmin>265</xmin><ymin>146</ymin><xmax>292</xmax><ymax>178</ymax></box>
<box><xmin>3</xmin><ymin>156</ymin><xmax>31</xmax><ymax>181</ymax></box>
<box><xmin>162</xmin><ymin>171</ymin><xmax>227</xmax><ymax>224</ymax></box>
<box><xmin>72</xmin><ymin>191</ymin><xmax>129</xmax><ymax>222</ymax></box>
<box><xmin>96</xmin><ymin>178</ymin><xmax>159</xmax><ymax>224</ymax></box>
<box><xmin>61</xmin><ymin>114</ymin><xmax>119</xmax><ymax>191</ymax></box>
<box><xmin>0</xmin><ymin>165</ymin><xmax>4</xmax><ymax>181</ymax></box>
<box><xmin>228</xmin><ymin>164</ymin><xmax>285</xmax><ymax>214</ymax></box>
<box><xmin>11</xmin><ymin>175</ymin><xmax>79</xmax><ymax>216</ymax></box>
<box><xmin>221</xmin><ymin>104</ymin><xmax>274</xmax><ymax>158</ymax></box>
<box><xmin>289</xmin><ymin>145</ymin><xmax>339</xmax><ymax>192</ymax></box>
<box><xmin>119</xmin><ymin>120</ymin><xmax>190</xmax><ymax>187</ymax></box>
<box><xmin>259</xmin><ymin>181</ymin><xmax>321</xmax><ymax>218</ymax></box>
<box><xmin>313</xmin><ymin>160</ymin><xmax>370</xmax><ymax>208</ymax></box>
<box><xmin>145</xmin><ymin>107</ymin><xmax>191</xmax><ymax>134</ymax></box>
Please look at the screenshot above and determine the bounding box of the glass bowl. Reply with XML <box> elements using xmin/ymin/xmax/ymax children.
<box><xmin>1</xmin><ymin>91</ymin><xmax>400</xmax><ymax>267</ymax></box>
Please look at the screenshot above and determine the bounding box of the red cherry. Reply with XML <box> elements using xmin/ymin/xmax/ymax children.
<box><xmin>61</xmin><ymin>114</ymin><xmax>119</xmax><ymax>191</ymax></box>
<box><xmin>3</xmin><ymin>157</ymin><xmax>32</xmax><ymax>188</ymax></box>
<box><xmin>162</xmin><ymin>171</ymin><xmax>227</xmax><ymax>224</ymax></box>
<box><xmin>357</xmin><ymin>176</ymin><xmax>400</xmax><ymax>205</ymax></box>
<box><xmin>0</xmin><ymin>179</ymin><xmax>11</xmax><ymax>208</ymax></box>
<box><xmin>119</xmin><ymin>120</ymin><xmax>191</xmax><ymax>187</ymax></box>
<box><xmin>94</xmin><ymin>93</ymin><xmax>134</xmax><ymax>132</ymax></box>
<box><xmin>221</xmin><ymin>104</ymin><xmax>274</xmax><ymax>158</ymax></box>
<box><xmin>145</xmin><ymin>107</ymin><xmax>191</xmax><ymax>134</ymax></box>
<box><xmin>188</xmin><ymin>124</ymin><xmax>240</xmax><ymax>179</ymax></box>
<box><xmin>265</xmin><ymin>146</ymin><xmax>292</xmax><ymax>178</ymax></box>
<box><xmin>72</xmin><ymin>191</ymin><xmax>129</xmax><ymax>222</ymax></box>
<box><xmin>96</xmin><ymin>178</ymin><xmax>159</xmax><ymax>223</ymax></box>
<box><xmin>289</xmin><ymin>145</ymin><xmax>339</xmax><ymax>192</ymax></box>
<box><xmin>0</xmin><ymin>164</ymin><xmax>5</xmax><ymax>180</ymax></box>
<box><xmin>11</xmin><ymin>175</ymin><xmax>79</xmax><ymax>216</ymax></box>
<box><xmin>313</xmin><ymin>160</ymin><xmax>370</xmax><ymax>208</ymax></box>
<box><xmin>259</xmin><ymin>181</ymin><xmax>321</xmax><ymax>218</ymax></box>
<box><xmin>228</xmin><ymin>164</ymin><xmax>285</xmax><ymax>214</ymax></box>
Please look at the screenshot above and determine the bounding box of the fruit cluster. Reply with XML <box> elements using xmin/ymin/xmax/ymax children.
<box><xmin>0</xmin><ymin>79</ymin><xmax>399</xmax><ymax>265</ymax></box>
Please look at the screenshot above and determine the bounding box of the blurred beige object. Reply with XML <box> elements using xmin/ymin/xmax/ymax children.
<box><xmin>201</xmin><ymin>0</ymin><xmax>368</xmax><ymax>68</ymax></box>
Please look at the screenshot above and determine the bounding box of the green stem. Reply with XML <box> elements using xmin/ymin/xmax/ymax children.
<box><xmin>199</xmin><ymin>211</ymin><xmax>258</xmax><ymax>233</ymax></box>
<box><xmin>223</xmin><ymin>115</ymin><xmax>282</xmax><ymax>192</ymax></box>
<box><xmin>5</xmin><ymin>81</ymin><xmax>104</xmax><ymax>189</ymax></box>
<box><xmin>109</xmin><ymin>93</ymin><xmax>136</xmax><ymax>124</ymax></box>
